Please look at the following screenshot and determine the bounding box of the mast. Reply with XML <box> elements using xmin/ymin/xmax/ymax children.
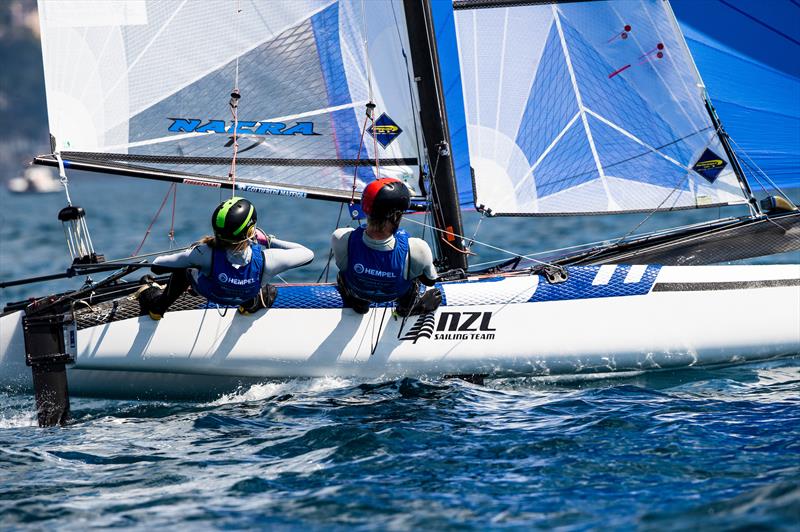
<box><xmin>703</xmin><ymin>98</ymin><xmax>762</xmax><ymax>217</ymax></box>
<box><xmin>402</xmin><ymin>0</ymin><xmax>469</xmax><ymax>272</ymax></box>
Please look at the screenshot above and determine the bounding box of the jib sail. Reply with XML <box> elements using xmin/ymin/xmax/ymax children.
<box><xmin>36</xmin><ymin>0</ymin><xmax>425</xmax><ymax>201</ymax></box>
<box><xmin>452</xmin><ymin>0</ymin><xmax>751</xmax><ymax>216</ymax></box>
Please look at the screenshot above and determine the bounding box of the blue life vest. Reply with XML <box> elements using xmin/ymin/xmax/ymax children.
<box><xmin>344</xmin><ymin>226</ymin><xmax>413</xmax><ymax>303</ymax></box>
<box><xmin>191</xmin><ymin>243</ymin><xmax>264</xmax><ymax>305</ymax></box>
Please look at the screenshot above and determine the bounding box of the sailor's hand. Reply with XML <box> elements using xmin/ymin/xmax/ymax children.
<box><xmin>254</xmin><ymin>228</ymin><xmax>276</xmax><ymax>247</ymax></box>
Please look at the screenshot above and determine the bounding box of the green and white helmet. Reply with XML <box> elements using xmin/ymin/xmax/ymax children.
<box><xmin>211</xmin><ymin>197</ymin><xmax>257</xmax><ymax>242</ymax></box>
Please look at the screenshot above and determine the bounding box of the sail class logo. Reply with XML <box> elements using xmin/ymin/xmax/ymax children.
<box><xmin>368</xmin><ymin>113</ymin><xmax>403</xmax><ymax>149</ymax></box>
<box><xmin>692</xmin><ymin>148</ymin><xmax>727</xmax><ymax>183</ymax></box>
<box><xmin>167</xmin><ymin>118</ymin><xmax>317</xmax><ymax>136</ymax></box>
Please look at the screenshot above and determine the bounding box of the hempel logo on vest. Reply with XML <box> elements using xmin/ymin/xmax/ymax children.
<box><xmin>217</xmin><ymin>273</ymin><xmax>255</xmax><ymax>285</ymax></box>
<box><xmin>401</xmin><ymin>311</ymin><xmax>496</xmax><ymax>342</ymax></box>
<box><xmin>353</xmin><ymin>263</ymin><xmax>396</xmax><ymax>278</ymax></box>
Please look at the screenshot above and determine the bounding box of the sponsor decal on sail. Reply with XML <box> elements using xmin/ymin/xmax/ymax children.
<box><xmin>168</xmin><ymin>118</ymin><xmax>318</xmax><ymax>136</ymax></box>
<box><xmin>692</xmin><ymin>148</ymin><xmax>727</xmax><ymax>183</ymax></box>
<box><xmin>183</xmin><ymin>178</ymin><xmax>221</xmax><ymax>188</ymax></box>
<box><xmin>402</xmin><ymin>311</ymin><xmax>497</xmax><ymax>342</ymax></box>
<box><xmin>368</xmin><ymin>113</ymin><xmax>403</xmax><ymax>149</ymax></box>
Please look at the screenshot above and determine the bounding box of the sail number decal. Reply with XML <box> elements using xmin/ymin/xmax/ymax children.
<box><xmin>401</xmin><ymin>311</ymin><xmax>496</xmax><ymax>342</ymax></box>
<box><xmin>168</xmin><ymin>118</ymin><xmax>318</xmax><ymax>136</ymax></box>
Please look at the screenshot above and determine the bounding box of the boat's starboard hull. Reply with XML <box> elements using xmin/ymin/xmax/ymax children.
<box><xmin>1</xmin><ymin>265</ymin><xmax>798</xmax><ymax>397</ymax></box>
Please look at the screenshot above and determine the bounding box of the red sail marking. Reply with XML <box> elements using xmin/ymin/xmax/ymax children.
<box><xmin>608</xmin><ymin>64</ymin><xmax>632</xmax><ymax>79</ymax></box>
<box><xmin>607</xmin><ymin>24</ymin><xmax>632</xmax><ymax>43</ymax></box>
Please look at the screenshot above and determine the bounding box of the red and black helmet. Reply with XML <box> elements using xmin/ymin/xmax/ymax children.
<box><xmin>361</xmin><ymin>178</ymin><xmax>410</xmax><ymax>219</ymax></box>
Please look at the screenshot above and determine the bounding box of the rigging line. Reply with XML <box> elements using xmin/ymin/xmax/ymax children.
<box><xmin>727</xmin><ymin>135</ymin><xmax>794</xmax><ymax>202</ymax></box>
<box><xmin>228</xmin><ymin>0</ymin><xmax>243</xmax><ymax>196</ymax></box>
<box><xmin>403</xmin><ymin>216</ymin><xmax>552</xmax><ymax>267</ymax></box>
<box><xmin>133</xmin><ymin>184</ymin><xmax>175</xmax><ymax>257</ymax></box>
<box><xmin>169</xmin><ymin>183</ymin><xmax>177</xmax><ymax>247</ymax></box>
<box><xmin>467</xmin><ymin>216</ymin><xmax>483</xmax><ymax>250</ymax></box>
<box><xmin>360</xmin><ymin>0</ymin><xmax>374</xmax><ymax>103</ymax></box>
<box><xmin>575</xmin><ymin>122</ymin><xmax>730</xmax><ymax>263</ymax></box>
<box><xmin>371</xmin><ymin>104</ymin><xmax>380</xmax><ymax>179</ymax></box>
<box><xmin>316</xmin><ymin>202</ymin><xmax>345</xmax><ymax>284</ymax></box>
<box><xmin>734</xmin><ymin>157</ymin><xmax>798</xmax><ymax>233</ymax></box>
<box><xmin>371</xmin><ymin>305</ymin><xmax>390</xmax><ymax>357</ymax></box>
<box><xmin>54</xmin><ymin>152</ymin><xmax>73</xmax><ymax>206</ymax></box>
<box><xmin>389</xmin><ymin>0</ymin><xmax>424</xmax><ymax>173</ymax></box>
<box><xmin>350</xmin><ymin>113</ymin><xmax>372</xmax><ymax>205</ymax></box>
<box><xmin>579</xmin><ymin>172</ymin><xmax>694</xmax><ymax>264</ymax></box>
<box><xmin>102</xmin><ymin>245</ymin><xmax>192</xmax><ymax>265</ymax></box>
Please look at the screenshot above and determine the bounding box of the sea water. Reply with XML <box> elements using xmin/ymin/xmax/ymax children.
<box><xmin>1</xmin><ymin>176</ymin><xmax>798</xmax><ymax>529</ymax></box>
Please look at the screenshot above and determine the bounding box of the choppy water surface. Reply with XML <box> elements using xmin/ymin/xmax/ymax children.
<box><xmin>1</xmin><ymin>365</ymin><xmax>799</xmax><ymax>529</ymax></box>
<box><xmin>1</xmin><ymin>179</ymin><xmax>799</xmax><ymax>529</ymax></box>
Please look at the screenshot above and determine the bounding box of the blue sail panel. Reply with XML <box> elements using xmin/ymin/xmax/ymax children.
<box><xmin>672</xmin><ymin>0</ymin><xmax>800</xmax><ymax>188</ymax></box>
<box><xmin>451</xmin><ymin>0</ymin><xmax>750</xmax><ymax>215</ymax></box>
<box><xmin>515</xmin><ymin>22</ymin><xmax>580</xmax><ymax>170</ymax></box>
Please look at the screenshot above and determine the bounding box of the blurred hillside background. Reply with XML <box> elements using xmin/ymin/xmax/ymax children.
<box><xmin>0</xmin><ymin>0</ymin><xmax>46</xmax><ymax>179</ymax></box>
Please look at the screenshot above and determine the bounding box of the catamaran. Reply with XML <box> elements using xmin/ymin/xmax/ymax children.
<box><xmin>1</xmin><ymin>0</ymin><xmax>798</xmax><ymax>426</ymax></box>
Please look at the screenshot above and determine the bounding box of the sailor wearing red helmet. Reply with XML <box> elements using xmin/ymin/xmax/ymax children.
<box><xmin>331</xmin><ymin>178</ymin><xmax>441</xmax><ymax>315</ymax></box>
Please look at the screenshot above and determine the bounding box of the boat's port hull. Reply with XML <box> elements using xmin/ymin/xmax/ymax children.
<box><xmin>2</xmin><ymin>265</ymin><xmax>798</xmax><ymax>398</ymax></box>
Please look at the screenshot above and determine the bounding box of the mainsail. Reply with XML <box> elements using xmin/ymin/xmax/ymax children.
<box><xmin>36</xmin><ymin>0</ymin><xmax>425</xmax><ymax>201</ymax></box>
<box><xmin>453</xmin><ymin>0</ymin><xmax>751</xmax><ymax>216</ymax></box>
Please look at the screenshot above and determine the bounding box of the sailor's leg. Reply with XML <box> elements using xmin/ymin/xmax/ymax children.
<box><xmin>140</xmin><ymin>270</ymin><xmax>190</xmax><ymax>319</ymax></box>
<box><xmin>238</xmin><ymin>285</ymin><xmax>278</xmax><ymax>315</ymax></box>
<box><xmin>336</xmin><ymin>272</ymin><xmax>370</xmax><ymax>314</ymax></box>
<box><xmin>396</xmin><ymin>280</ymin><xmax>441</xmax><ymax>317</ymax></box>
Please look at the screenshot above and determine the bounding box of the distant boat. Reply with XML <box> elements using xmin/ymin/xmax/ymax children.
<box><xmin>6</xmin><ymin>166</ymin><xmax>62</xmax><ymax>194</ymax></box>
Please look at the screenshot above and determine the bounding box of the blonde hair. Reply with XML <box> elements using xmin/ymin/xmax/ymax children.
<box><xmin>197</xmin><ymin>226</ymin><xmax>256</xmax><ymax>252</ymax></box>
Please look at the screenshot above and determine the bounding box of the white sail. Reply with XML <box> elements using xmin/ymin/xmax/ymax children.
<box><xmin>453</xmin><ymin>0</ymin><xmax>750</xmax><ymax>216</ymax></box>
<box><xmin>37</xmin><ymin>0</ymin><xmax>424</xmax><ymax>197</ymax></box>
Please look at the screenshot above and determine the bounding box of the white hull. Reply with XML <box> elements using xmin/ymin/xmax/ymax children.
<box><xmin>1</xmin><ymin>264</ymin><xmax>798</xmax><ymax>398</ymax></box>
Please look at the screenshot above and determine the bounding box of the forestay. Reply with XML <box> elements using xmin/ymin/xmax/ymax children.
<box><xmin>453</xmin><ymin>0</ymin><xmax>749</xmax><ymax>216</ymax></box>
<box><xmin>37</xmin><ymin>0</ymin><xmax>424</xmax><ymax>199</ymax></box>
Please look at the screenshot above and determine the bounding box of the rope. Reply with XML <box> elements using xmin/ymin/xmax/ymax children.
<box><xmin>402</xmin><ymin>216</ymin><xmax>552</xmax><ymax>267</ymax></box>
<box><xmin>728</xmin><ymin>136</ymin><xmax>794</xmax><ymax>205</ymax></box>
<box><xmin>169</xmin><ymin>183</ymin><xmax>177</xmax><ymax>247</ymax></box>
<box><xmin>132</xmin><ymin>183</ymin><xmax>175</xmax><ymax>257</ymax></box>
<box><xmin>360</xmin><ymin>0</ymin><xmax>374</xmax><ymax>104</ymax></box>
<box><xmin>316</xmin><ymin>202</ymin><xmax>346</xmax><ymax>283</ymax></box>
<box><xmin>54</xmin><ymin>152</ymin><xmax>73</xmax><ymax>206</ymax></box>
<box><xmin>350</xmin><ymin>110</ymin><xmax>373</xmax><ymax>205</ymax></box>
<box><xmin>227</xmin><ymin>0</ymin><xmax>243</xmax><ymax>195</ymax></box>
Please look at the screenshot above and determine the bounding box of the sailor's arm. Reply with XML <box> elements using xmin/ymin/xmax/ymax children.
<box><xmin>330</xmin><ymin>227</ymin><xmax>353</xmax><ymax>271</ymax></box>
<box><xmin>261</xmin><ymin>238</ymin><xmax>314</xmax><ymax>285</ymax></box>
<box><xmin>151</xmin><ymin>245</ymin><xmax>211</xmax><ymax>274</ymax></box>
<box><xmin>407</xmin><ymin>238</ymin><xmax>438</xmax><ymax>286</ymax></box>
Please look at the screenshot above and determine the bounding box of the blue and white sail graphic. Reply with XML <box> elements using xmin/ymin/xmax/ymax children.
<box><xmin>37</xmin><ymin>0</ymin><xmax>423</xmax><ymax>197</ymax></box>
<box><xmin>673</xmin><ymin>0</ymin><xmax>800</xmax><ymax>189</ymax></box>
<box><xmin>452</xmin><ymin>0</ymin><xmax>749</xmax><ymax>216</ymax></box>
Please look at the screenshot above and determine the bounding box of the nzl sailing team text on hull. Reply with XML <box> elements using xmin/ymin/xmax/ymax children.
<box><xmin>2</xmin><ymin>264</ymin><xmax>798</xmax><ymax>398</ymax></box>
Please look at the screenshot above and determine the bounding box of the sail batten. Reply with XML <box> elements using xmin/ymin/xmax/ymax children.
<box><xmin>454</xmin><ymin>0</ymin><xmax>750</xmax><ymax>216</ymax></box>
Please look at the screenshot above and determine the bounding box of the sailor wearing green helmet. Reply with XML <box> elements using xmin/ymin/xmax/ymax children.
<box><xmin>139</xmin><ymin>197</ymin><xmax>313</xmax><ymax>320</ymax></box>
